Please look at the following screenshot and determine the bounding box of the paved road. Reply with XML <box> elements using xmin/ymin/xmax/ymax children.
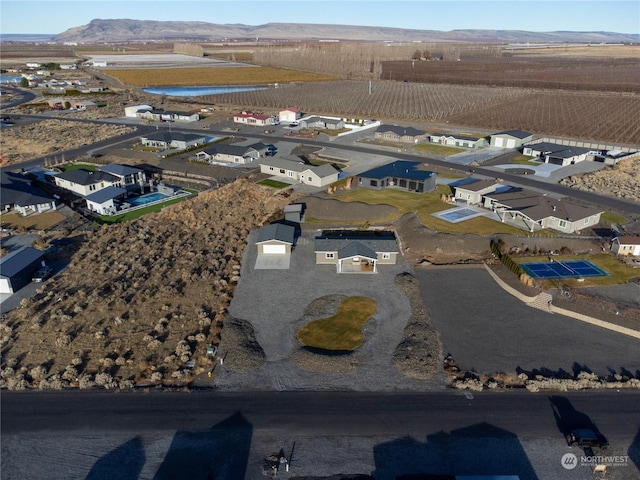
<box><xmin>3</xmin><ymin>390</ymin><xmax>640</xmax><ymax>437</ymax></box>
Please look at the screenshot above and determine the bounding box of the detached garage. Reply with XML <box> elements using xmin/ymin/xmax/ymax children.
<box><xmin>255</xmin><ymin>223</ymin><xmax>296</xmax><ymax>255</ymax></box>
<box><xmin>0</xmin><ymin>246</ymin><xmax>45</xmax><ymax>294</ymax></box>
<box><xmin>490</xmin><ymin>130</ymin><xmax>533</xmax><ymax>148</ymax></box>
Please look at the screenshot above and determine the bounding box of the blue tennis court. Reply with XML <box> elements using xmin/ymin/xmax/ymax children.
<box><xmin>520</xmin><ymin>259</ymin><xmax>609</xmax><ymax>279</ymax></box>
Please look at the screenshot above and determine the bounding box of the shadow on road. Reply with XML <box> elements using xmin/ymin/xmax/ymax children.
<box><xmin>372</xmin><ymin>422</ymin><xmax>537</xmax><ymax>480</ymax></box>
<box><xmin>152</xmin><ymin>411</ymin><xmax>252</xmax><ymax>480</ymax></box>
<box><xmin>84</xmin><ymin>436</ymin><xmax>145</xmax><ymax>480</ymax></box>
<box><xmin>629</xmin><ymin>427</ymin><xmax>640</xmax><ymax>476</ymax></box>
<box><xmin>549</xmin><ymin>395</ymin><xmax>604</xmax><ymax>442</ymax></box>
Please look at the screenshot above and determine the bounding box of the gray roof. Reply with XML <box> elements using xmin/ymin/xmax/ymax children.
<box><xmin>98</xmin><ymin>164</ymin><xmax>143</xmax><ymax>177</ymax></box>
<box><xmin>315</xmin><ymin>237</ymin><xmax>398</xmax><ymax>255</ymax></box>
<box><xmin>0</xmin><ymin>246</ymin><xmax>44</xmax><ymax>278</ymax></box>
<box><xmin>256</xmin><ymin>223</ymin><xmax>295</xmax><ymax>244</ymax></box>
<box><xmin>85</xmin><ymin>186</ymin><xmax>127</xmax><ymax>204</ymax></box>
<box><xmin>55</xmin><ymin>169</ymin><xmax>120</xmax><ymax>186</ymax></box>
<box><xmin>358</xmin><ymin>160</ymin><xmax>434</xmax><ymax>181</ymax></box>
<box><xmin>431</xmin><ymin>132</ymin><xmax>482</xmax><ymax>142</ymax></box>
<box><xmin>484</xmin><ymin>188</ymin><xmax>603</xmax><ymax>222</ymax></box>
<box><xmin>1</xmin><ymin>170</ymin><xmax>54</xmax><ymax>209</ymax></box>
<box><xmin>455</xmin><ymin>179</ymin><xmax>500</xmax><ymax>192</ymax></box>
<box><xmin>284</xmin><ymin>204</ymin><xmax>303</xmax><ymax>213</ymax></box>
<box><xmin>142</xmin><ymin>131</ymin><xmax>204</xmax><ymax>143</ymax></box>
<box><xmin>527</xmin><ymin>142</ymin><xmax>591</xmax><ymax>157</ymax></box>
<box><xmin>376</xmin><ymin>124</ymin><xmax>426</xmax><ymax>137</ymax></box>
<box><xmin>492</xmin><ymin>130</ymin><xmax>532</xmax><ymax>139</ymax></box>
<box><xmin>260</xmin><ymin>157</ymin><xmax>339</xmax><ymax>177</ymax></box>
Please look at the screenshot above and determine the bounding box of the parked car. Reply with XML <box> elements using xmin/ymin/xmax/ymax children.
<box><xmin>288</xmin><ymin>122</ymin><xmax>299</xmax><ymax>127</ymax></box>
<box><xmin>266</xmin><ymin>145</ymin><xmax>278</xmax><ymax>156</ymax></box>
<box><xmin>32</xmin><ymin>266</ymin><xmax>53</xmax><ymax>283</ymax></box>
<box><xmin>567</xmin><ymin>429</ymin><xmax>608</xmax><ymax>448</ymax></box>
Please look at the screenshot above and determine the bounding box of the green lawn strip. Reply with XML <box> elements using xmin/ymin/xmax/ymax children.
<box><xmin>515</xmin><ymin>253</ymin><xmax>639</xmax><ymax>287</ymax></box>
<box><xmin>97</xmin><ymin>194</ymin><xmax>195</xmax><ymax>224</ymax></box>
<box><xmin>600</xmin><ymin>211</ymin><xmax>628</xmax><ymax>225</ymax></box>
<box><xmin>331</xmin><ymin>189</ymin><xmax>555</xmax><ymax>236</ymax></box>
<box><xmin>59</xmin><ymin>163</ymin><xmax>98</xmax><ymax>172</ymax></box>
<box><xmin>411</xmin><ymin>144</ymin><xmax>466</xmax><ymax>156</ymax></box>
<box><xmin>297</xmin><ymin>297</ymin><xmax>377</xmax><ymax>351</ymax></box>
<box><xmin>256</xmin><ymin>179</ymin><xmax>291</xmax><ymax>189</ymax></box>
<box><xmin>510</xmin><ymin>155</ymin><xmax>542</xmax><ymax>166</ymax></box>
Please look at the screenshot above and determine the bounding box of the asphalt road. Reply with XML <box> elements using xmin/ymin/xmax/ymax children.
<box><xmin>3</xmin><ymin>390</ymin><xmax>640</xmax><ymax>439</ymax></box>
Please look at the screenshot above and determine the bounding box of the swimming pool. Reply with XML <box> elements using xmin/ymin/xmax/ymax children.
<box><xmin>432</xmin><ymin>207</ymin><xmax>485</xmax><ymax>223</ymax></box>
<box><xmin>127</xmin><ymin>192</ymin><xmax>171</xmax><ymax>206</ymax></box>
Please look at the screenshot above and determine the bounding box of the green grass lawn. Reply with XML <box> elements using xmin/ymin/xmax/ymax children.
<box><xmin>330</xmin><ymin>188</ymin><xmax>556</xmax><ymax>236</ymax></box>
<box><xmin>510</xmin><ymin>155</ymin><xmax>542</xmax><ymax>166</ymax></box>
<box><xmin>515</xmin><ymin>253</ymin><xmax>640</xmax><ymax>287</ymax></box>
<box><xmin>297</xmin><ymin>296</ymin><xmax>377</xmax><ymax>351</ymax></box>
<box><xmin>600</xmin><ymin>211</ymin><xmax>628</xmax><ymax>225</ymax></box>
<box><xmin>256</xmin><ymin>179</ymin><xmax>291</xmax><ymax>189</ymax></box>
<box><xmin>59</xmin><ymin>163</ymin><xmax>97</xmax><ymax>172</ymax></box>
<box><xmin>411</xmin><ymin>143</ymin><xmax>466</xmax><ymax>156</ymax></box>
<box><xmin>97</xmin><ymin>191</ymin><xmax>196</xmax><ymax>224</ymax></box>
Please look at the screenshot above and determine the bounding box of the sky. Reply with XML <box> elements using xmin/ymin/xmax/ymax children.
<box><xmin>1</xmin><ymin>0</ymin><xmax>639</xmax><ymax>35</ymax></box>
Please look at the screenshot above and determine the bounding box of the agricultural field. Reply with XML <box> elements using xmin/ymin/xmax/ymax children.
<box><xmin>102</xmin><ymin>66</ymin><xmax>338</xmax><ymax>87</ymax></box>
<box><xmin>205</xmin><ymin>80</ymin><xmax>640</xmax><ymax>145</ymax></box>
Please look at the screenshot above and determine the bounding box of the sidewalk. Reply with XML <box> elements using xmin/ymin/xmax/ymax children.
<box><xmin>482</xmin><ymin>263</ymin><xmax>640</xmax><ymax>340</ymax></box>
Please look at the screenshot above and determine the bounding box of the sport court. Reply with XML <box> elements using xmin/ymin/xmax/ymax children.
<box><xmin>520</xmin><ymin>259</ymin><xmax>608</xmax><ymax>279</ymax></box>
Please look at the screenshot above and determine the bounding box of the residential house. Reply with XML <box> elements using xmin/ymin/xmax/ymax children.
<box><xmin>137</xmin><ymin>108</ymin><xmax>199</xmax><ymax>122</ymax></box>
<box><xmin>453</xmin><ymin>179</ymin><xmax>501</xmax><ymax>205</ymax></box>
<box><xmin>522</xmin><ymin>142</ymin><xmax>594</xmax><ymax>166</ymax></box>
<box><xmin>69</xmin><ymin>100</ymin><xmax>98</xmax><ymax>110</ymax></box>
<box><xmin>314</xmin><ymin>231</ymin><xmax>399</xmax><ymax>273</ymax></box>
<box><xmin>140</xmin><ymin>132</ymin><xmax>207</xmax><ymax>150</ymax></box>
<box><xmin>611</xmin><ymin>237</ymin><xmax>640</xmax><ymax>257</ymax></box>
<box><xmin>374</xmin><ymin>125</ymin><xmax>428</xmax><ymax>143</ymax></box>
<box><xmin>357</xmin><ymin>160</ymin><xmax>436</xmax><ymax>194</ymax></box>
<box><xmin>256</xmin><ymin>223</ymin><xmax>296</xmax><ymax>255</ymax></box>
<box><xmin>125</xmin><ymin>105</ymin><xmax>153</xmax><ymax>117</ymax></box>
<box><xmin>47</xmin><ymin>98</ymin><xmax>68</xmax><ymax>110</ymax></box>
<box><xmin>279</xmin><ymin>107</ymin><xmax>301</xmax><ymax>123</ymax></box>
<box><xmin>54</xmin><ymin>164</ymin><xmax>146</xmax><ymax>197</ymax></box>
<box><xmin>85</xmin><ymin>186</ymin><xmax>127</xmax><ymax>215</ymax></box>
<box><xmin>1</xmin><ymin>170</ymin><xmax>57</xmax><ymax>216</ymax></box>
<box><xmin>233</xmin><ymin>110</ymin><xmax>275</xmax><ymax>126</ymax></box>
<box><xmin>26</xmin><ymin>62</ymin><xmax>41</xmax><ymax>68</ymax></box>
<box><xmin>0</xmin><ymin>246</ymin><xmax>45</xmax><ymax>294</ymax></box>
<box><xmin>92</xmin><ymin>60</ymin><xmax>108</xmax><ymax>67</ymax></box>
<box><xmin>300</xmin><ymin>116</ymin><xmax>345</xmax><ymax>130</ymax></box>
<box><xmin>259</xmin><ymin>157</ymin><xmax>339</xmax><ymax>188</ymax></box>
<box><xmin>490</xmin><ymin>130</ymin><xmax>534</xmax><ymax>148</ymax></box>
<box><xmin>429</xmin><ymin>133</ymin><xmax>486</xmax><ymax>149</ymax></box>
<box><xmin>195</xmin><ymin>144</ymin><xmax>262</xmax><ymax>165</ymax></box>
<box><xmin>483</xmin><ymin>188</ymin><xmax>603</xmax><ymax>233</ymax></box>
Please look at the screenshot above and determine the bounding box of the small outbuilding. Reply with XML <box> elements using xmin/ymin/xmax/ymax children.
<box><xmin>256</xmin><ymin>223</ymin><xmax>296</xmax><ymax>255</ymax></box>
<box><xmin>0</xmin><ymin>246</ymin><xmax>45</xmax><ymax>294</ymax></box>
<box><xmin>611</xmin><ymin>236</ymin><xmax>640</xmax><ymax>257</ymax></box>
<box><xmin>490</xmin><ymin>130</ymin><xmax>533</xmax><ymax>148</ymax></box>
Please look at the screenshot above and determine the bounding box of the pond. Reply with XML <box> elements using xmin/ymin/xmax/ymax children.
<box><xmin>0</xmin><ymin>76</ymin><xmax>22</xmax><ymax>84</ymax></box>
<box><xmin>142</xmin><ymin>85</ymin><xmax>268</xmax><ymax>97</ymax></box>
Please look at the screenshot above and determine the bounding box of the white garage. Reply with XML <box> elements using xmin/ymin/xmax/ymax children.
<box><xmin>262</xmin><ymin>244</ymin><xmax>287</xmax><ymax>255</ymax></box>
<box><xmin>490</xmin><ymin>130</ymin><xmax>533</xmax><ymax>148</ymax></box>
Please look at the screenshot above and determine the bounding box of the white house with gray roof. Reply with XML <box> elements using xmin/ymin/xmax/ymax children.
<box><xmin>54</xmin><ymin>164</ymin><xmax>146</xmax><ymax>197</ymax></box>
<box><xmin>523</xmin><ymin>142</ymin><xmax>594</xmax><ymax>166</ymax></box>
<box><xmin>429</xmin><ymin>133</ymin><xmax>486</xmax><ymax>149</ymax></box>
<box><xmin>314</xmin><ymin>232</ymin><xmax>399</xmax><ymax>273</ymax></box>
<box><xmin>140</xmin><ymin>132</ymin><xmax>207</xmax><ymax>150</ymax></box>
<box><xmin>374</xmin><ymin>125</ymin><xmax>428</xmax><ymax>143</ymax></box>
<box><xmin>195</xmin><ymin>143</ymin><xmax>265</xmax><ymax>165</ymax></box>
<box><xmin>483</xmin><ymin>188</ymin><xmax>603</xmax><ymax>233</ymax></box>
<box><xmin>259</xmin><ymin>157</ymin><xmax>339</xmax><ymax>188</ymax></box>
<box><xmin>454</xmin><ymin>179</ymin><xmax>501</xmax><ymax>205</ymax></box>
<box><xmin>490</xmin><ymin>130</ymin><xmax>533</xmax><ymax>148</ymax></box>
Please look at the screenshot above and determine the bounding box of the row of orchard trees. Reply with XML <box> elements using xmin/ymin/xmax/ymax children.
<box><xmin>252</xmin><ymin>42</ymin><xmax>503</xmax><ymax>79</ymax></box>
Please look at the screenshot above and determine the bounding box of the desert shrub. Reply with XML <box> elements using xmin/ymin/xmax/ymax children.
<box><xmin>94</xmin><ymin>372</ymin><xmax>117</xmax><ymax>388</ymax></box>
<box><xmin>7</xmin><ymin>375</ymin><xmax>29</xmax><ymax>390</ymax></box>
<box><xmin>175</xmin><ymin>340</ymin><xmax>191</xmax><ymax>357</ymax></box>
<box><xmin>147</xmin><ymin>339</ymin><xmax>161</xmax><ymax>349</ymax></box>
<box><xmin>62</xmin><ymin>365</ymin><xmax>78</xmax><ymax>382</ymax></box>
<box><xmin>115</xmin><ymin>356</ymin><xmax>126</xmax><ymax>366</ymax></box>
<box><xmin>29</xmin><ymin>364</ymin><xmax>48</xmax><ymax>382</ymax></box>
<box><xmin>150</xmin><ymin>371</ymin><xmax>163</xmax><ymax>383</ymax></box>
<box><xmin>55</xmin><ymin>334</ymin><xmax>73</xmax><ymax>347</ymax></box>
<box><xmin>195</xmin><ymin>333</ymin><xmax>206</xmax><ymax>342</ymax></box>
<box><xmin>78</xmin><ymin>373</ymin><xmax>95</xmax><ymax>389</ymax></box>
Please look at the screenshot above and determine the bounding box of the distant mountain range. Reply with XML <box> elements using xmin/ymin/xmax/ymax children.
<box><xmin>49</xmin><ymin>19</ymin><xmax>639</xmax><ymax>44</ymax></box>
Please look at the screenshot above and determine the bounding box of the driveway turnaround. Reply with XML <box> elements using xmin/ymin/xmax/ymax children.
<box><xmin>414</xmin><ymin>265</ymin><xmax>640</xmax><ymax>376</ymax></box>
<box><xmin>254</xmin><ymin>253</ymin><xmax>291</xmax><ymax>269</ymax></box>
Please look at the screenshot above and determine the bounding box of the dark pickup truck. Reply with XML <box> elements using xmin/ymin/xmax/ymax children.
<box><xmin>567</xmin><ymin>428</ymin><xmax>608</xmax><ymax>448</ymax></box>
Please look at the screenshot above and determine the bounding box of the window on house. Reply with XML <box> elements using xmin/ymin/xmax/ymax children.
<box><xmin>584</xmin><ymin>218</ymin><xmax>589</xmax><ymax>224</ymax></box>
<box><xmin>280</xmin><ymin>169</ymin><xmax>285</xmax><ymax>174</ymax></box>
<box><xmin>370</xmin><ymin>180</ymin><xmax>378</xmax><ymax>187</ymax></box>
<box><xmin>559</xmin><ymin>220</ymin><xmax>567</xmax><ymax>228</ymax></box>
<box><xmin>325</xmin><ymin>253</ymin><xmax>335</xmax><ymax>259</ymax></box>
<box><xmin>269</xmin><ymin>167</ymin><xmax>274</xmax><ymax>171</ymax></box>
<box><xmin>382</xmin><ymin>253</ymin><xmax>390</xmax><ymax>259</ymax></box>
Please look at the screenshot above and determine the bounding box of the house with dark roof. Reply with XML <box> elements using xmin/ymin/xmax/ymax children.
<box><xmin>84</xmin><ymin>186</ymin><xmax>128</xmax><ymax>215</ymax></box>
<box><xmin>1</xmin><ymin>170</ymin><xmax>57</xmax><ymax>216</ymax></box>
<box><xmin>483</xmin><ymin>188</ymin><xmax>603</xmax><ymax>233</ymax></box>
<box><xmin>356</xmin><ymin>160</ymin><xmax>436</xmax><ymax>193</ymax></box>
<box><xmin>374</xmin><ymin>125</ymin><xmax>428</xmax><ymax>143</ymax></box>
<box><xmin>490</xmin><ymin>130</ymin><xmax>533</xmax><ymax>148</ymax></box>
<box><xmin>523</xmin><ymin>142</ymin><xmax>594</xmax><ymax>166</ymax></box>
<box><xmin>611</xmin><ymin>236</ymin><xmax>640</xmax><ymax>257</ymax></box>
<box><xmin>0</xmin><ymin>246</ymin><xmax>45</xmax><ymax>294</ymax></box>
<box><xmin>195</xmin><ymin>143</ymin><xmax>264</xmax><ymax>165</ymax></box>
<box><xmin>54</xmin><ymin>164</ymin><xmax>146</xmax><ymax>197</ymax></box>
<box><xmin>259</xmin><ymin>157</ymin><xmax>339</xmax><ymax>188</ymax></box>
<box><xmin>429</xmin><ymin>133</ymin><xmax>486</xmax><ymax>149</ymax></box>
<box><xmin>300</xmin><ymin>116</ymin><xmax>345</xmax><ymax>130</ymax></box>
<box><xmin>140</xmin><ymin>132</ymin><xmax>207</xmax><ymax>150</ymax></box>
<box><xmin>256</xmin><ymin>223</ymin><xmax>296</xmax><ymax>255</ymax></box>
<box><xmin>314</xmin><ymin>231</ymin><xmax>399</xmax><ymax>273</ymax></box>
<box><xmin>454</xmin><ymin>179</ymin><xmax>502</xmax><ymax>205</ymax></box>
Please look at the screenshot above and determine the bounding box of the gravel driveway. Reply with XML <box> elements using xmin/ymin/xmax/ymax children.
<box><xmin>218</xmin><ymin>228</ymin><xmax>446</xmax><ymax>391</ymax></box>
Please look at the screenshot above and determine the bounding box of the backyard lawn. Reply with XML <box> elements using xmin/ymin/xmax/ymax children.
<box><xmin>256</xmin><ymin>179</ymin><xmax>291</xmax><ymax>189</ymax></box>
<box><xmin>330</xmin><ymin>188</ymin><xmax>555</xmax><ymax>236</ymax></box>
<box><xmin>297</xmin><ymin>296</ymin><xmax>377</xmax><ymax>351</ymax></box>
